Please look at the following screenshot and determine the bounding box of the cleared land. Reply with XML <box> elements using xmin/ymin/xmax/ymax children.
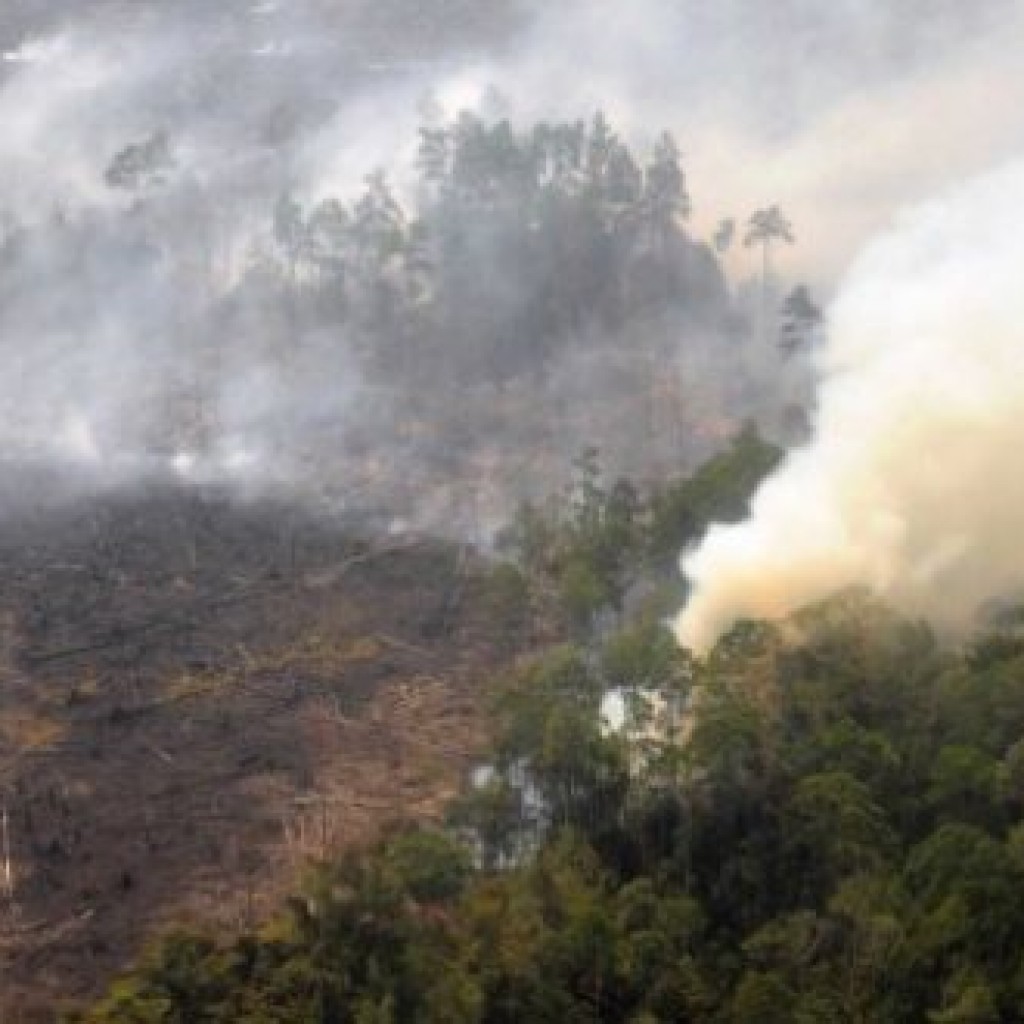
<box><xmin>0</xmin><ymin>478</ymin><xmax>523</xmax><ymax>1019</ymax></box>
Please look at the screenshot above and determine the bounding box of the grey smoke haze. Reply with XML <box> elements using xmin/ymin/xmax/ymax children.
<box><xmin>476</xmin><ymin>0</ymin><xmax>1024</xmax><ymax>288</ymax></box>
<box><xmin>4</xmin><ymin>0</ymin><xmax>1020</xmax><ymax>280</ymax></box>
<box><xmin>0</xmin><ymin>0</ymin><xmax>1018</xmax><ymax>533</ymax></box>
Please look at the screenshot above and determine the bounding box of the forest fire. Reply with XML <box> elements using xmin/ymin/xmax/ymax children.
<box><xmin>1</xmin><ymin>0</ymin><xmax>1022</xmax><ymax>1019</ymax></box>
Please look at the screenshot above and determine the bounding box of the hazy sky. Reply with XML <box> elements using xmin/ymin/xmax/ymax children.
<box><xmin>1</xmin><ymin>0</ymin><xmax>1021</xmax><ymax>291</ymax></box>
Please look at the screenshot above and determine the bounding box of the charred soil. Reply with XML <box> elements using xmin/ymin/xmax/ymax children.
<box><xmin>0</xmin><ymin>476</ymin><xmax>528</xmax><ymax>1019</ymax></box>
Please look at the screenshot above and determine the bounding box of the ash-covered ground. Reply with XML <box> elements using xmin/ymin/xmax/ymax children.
<box><xmin>0</xmin><ymin>472</ymin><xmax>526</xmax><ymax>1019</ymax></box>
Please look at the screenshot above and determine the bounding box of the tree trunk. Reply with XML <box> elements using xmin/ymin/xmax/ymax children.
<box><xmin>761</xmin><ymin>240</ymin><xmax>770</xmax><ymax>348</ymax></box>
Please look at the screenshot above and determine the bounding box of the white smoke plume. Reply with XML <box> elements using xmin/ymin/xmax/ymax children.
<box><xmin>675</xmin><ymin>158</ymin><xmax>1024</xmax><ymax>652</ymax></box>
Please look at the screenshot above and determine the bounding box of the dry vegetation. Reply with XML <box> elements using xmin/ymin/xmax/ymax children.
<box><xmin>0</xmin><ymin>479</ymin><xmax>523</xmax><ymax>1019</ymax></box>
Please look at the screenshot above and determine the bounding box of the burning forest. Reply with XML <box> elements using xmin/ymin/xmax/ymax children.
<box><xmin>2</xmin><ymin>1</ymin><xmax>1024</xmax><ymax>1020</ymax></box>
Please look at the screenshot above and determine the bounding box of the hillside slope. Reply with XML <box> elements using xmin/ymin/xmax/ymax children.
<box><xmin>0</xmin><ymin>478</ymin><xmax>523</xmax><ymax>1019</ymax></box>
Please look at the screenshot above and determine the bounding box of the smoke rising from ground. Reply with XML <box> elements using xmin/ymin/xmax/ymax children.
<box><xmin>675</xmin><ymin>159</ymin><xmax>1024</xmax><ymax>652</ymax></box>
<box><xmin>0</xmin><ymin>1</ymin><xmax>1020</xmax><ymax>534</ymax></box>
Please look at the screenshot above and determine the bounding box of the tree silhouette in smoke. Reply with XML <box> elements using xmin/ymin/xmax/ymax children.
<box><xmin>744</xmin><ymin>205</ymin><xmax>794</xmax><ymax>345</ymax></box>
<box><xmin>779</xmin><ymin>284</ymin><xmax>822</xmax><ymax>356</ymax></box>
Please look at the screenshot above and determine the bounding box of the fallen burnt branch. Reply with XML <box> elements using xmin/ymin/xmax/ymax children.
<box><xmin>20</xmin><ymin>540</ymin><xmax>427</xmax><ymax>668</ymax></box>
<box><xmin>0</xmin><ymin>482</ymin><xmax>515</xmax><ymax>1018</ymax></box>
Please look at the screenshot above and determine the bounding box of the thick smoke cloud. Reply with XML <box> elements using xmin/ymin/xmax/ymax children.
<box><xmin>0</xmin><ymin>1</ymin><xmax>1019</xmax><ymax>536</ymax></box>
<box><xmin>675</xmin><ymin>158</ymin><xmax>1024</xmax><ymax>652</ymax></box>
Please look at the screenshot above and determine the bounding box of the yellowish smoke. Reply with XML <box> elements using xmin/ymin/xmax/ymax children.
<box><xmin>675</xmin><ymin>159</ymin><xmax>1024</xmax><ymax>652</ymax></box>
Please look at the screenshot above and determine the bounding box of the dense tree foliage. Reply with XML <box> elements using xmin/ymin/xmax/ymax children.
<box><xmin>255</xmin><ymin>109</ymin><xmax>730</xmax><ymax>391</ymax></box>
<box><xmin>76</xmin><ymin>440</ymin><xmax>1024</xmax><ymax>1024</ymax></box>
<box><xmin>494</xmin><ymin>427</ymin><xmax>782</xmax><ymax>632</ymax></box>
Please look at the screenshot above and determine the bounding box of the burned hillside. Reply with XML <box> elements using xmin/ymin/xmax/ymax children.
<box><xmin>0</xmin><ymin>476</ymin><xmax>530</xmax><ymax>1018</ymax></box>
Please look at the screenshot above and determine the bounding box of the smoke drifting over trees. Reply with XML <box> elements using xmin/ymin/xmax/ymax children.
<box><xmin>0</xmin><ymin>2</ymin><xmax>820</xmax><ymax>537</ymax></box>
<box><xmin>5</xmin><ymin>4</ymin><xmax>1024</xmax><ymax>1017</ymax></box>
<box><xmin>677</xmin><ymin>159</ymin><xmax>1024</xmax><ymax>651</ymax></box>
<box><xmin>0</xmin><ymin>0</ymin><xmax>1019</xmax><ymax>546</ymax></box>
